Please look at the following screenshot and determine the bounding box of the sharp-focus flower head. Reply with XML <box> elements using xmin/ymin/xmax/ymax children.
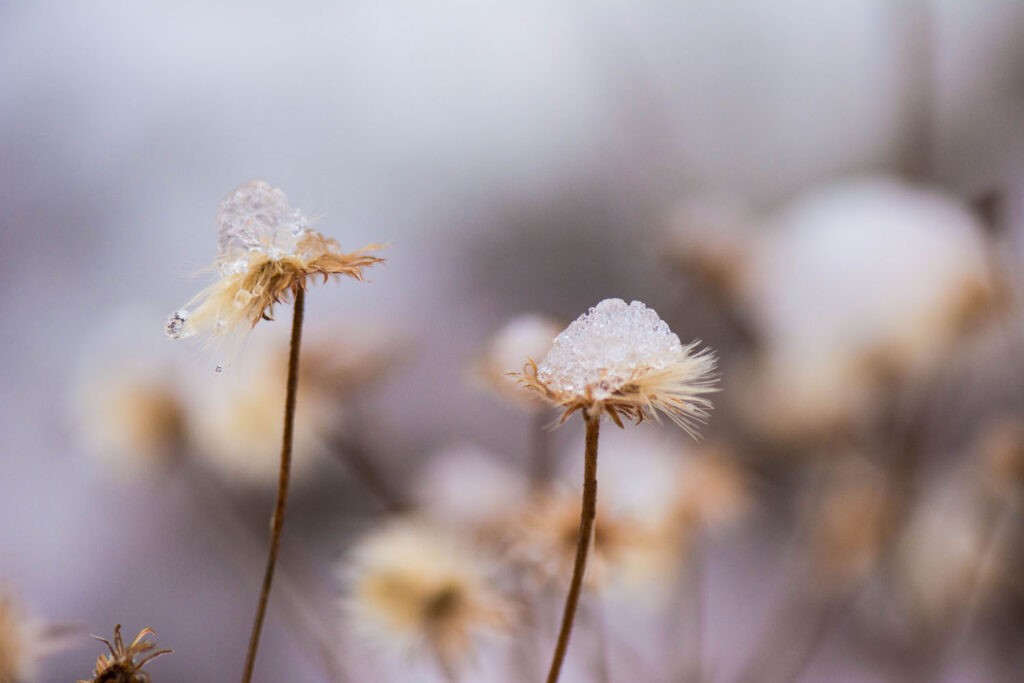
<box><xmin>516</xmin><ymin>299</ymin><xmax>717</xmax><ymax>433</ymax></box>
<box><xmin>77</xmin><ymin>625</ymin><xmax>171</xmax><ymax>683</ymax></box>
<box><xmin>165</xmin><ymin>180</ymin><xmax>384</xmax><ymax>343</ymax></box>
<box><xmin>342</xmin><ymin>520</ymin><xmax>511</xmax><ymax>675</ymax></box>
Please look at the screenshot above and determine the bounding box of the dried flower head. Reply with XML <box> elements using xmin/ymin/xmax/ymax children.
<box><xmin>896</xmin><ymin>483</ymin><xmax>999</xmax><ymax>622</ymax></box>
<box><xmin>473</xmin><ymin>314</ymin><xmax>562</xmax><ymax>409</ymax></box>
<box><xmin>976</xmin><ymin>414</ymin><xmax>1024</xmax><ymax>493</ymax></box>
<box><xmin>807</xmin><ymin>459</ymin><xmax>892</xmax><ymax>586</ymax></box>
<box><xmin>505</xmin><ymin>490</ymin><xmax>647</xmax><ymax>592</ymax></box>
<box><xmin>300</xmin><ymin>321</ymin><xmax>408</xmax><ymax>400</ymax></box>
<box><xmin>670</xmin><ymin>444</ymin><xmax>749</xmax><ymax>533</ymax></box>
<box><xmin>414</xmin><ymin>444</ymin><xmax>529</xmax><ymax>537</ymax></box>
<box><xmin>663</xmin><ymin>192</ymin><xmax>756</xmax><ymax>299</ymax></box>
<box><xmin>76</xmin><ymin>369</ymin><xmax>185</xmax><ymax>474</ymax></box>
<box><xmin>516</xmin><ymin>299</ymin><xmax>717</xmax><ymax>432</ymax></box>
<box><xmin>737</xmin><ymin>177</ymin><xmax>1003</xmax><ymax>442</ymax></box>
<box><xmin>165</xmin><ymin>180</ymin><xmax>384</xmax><ymax>343</ymax></box>
<box><xmin>78</xmin><ymin>625</ymin><xmax>171</xmax><ymax>683</ymax></box>
<box><xmin>343</xmin><ymin>520</ymin><xmax>511</xmax><ymax>675</ymax></box>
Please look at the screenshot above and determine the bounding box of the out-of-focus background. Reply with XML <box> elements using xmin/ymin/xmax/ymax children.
<box><xmin>4</xmin><ymin>2</ymin><xmax>1024</xmax><ymax>682</ymax></box>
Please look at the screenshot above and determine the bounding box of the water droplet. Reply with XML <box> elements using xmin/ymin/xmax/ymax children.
<box><xmin>165</xmin><ymin>310</ymin><xmax>188</xmax><ymax>339</ymax></box>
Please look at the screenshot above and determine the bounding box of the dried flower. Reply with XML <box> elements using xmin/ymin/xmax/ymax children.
<box><xmin>807</xmin><ymin>458</ymin><xmax>891</xmax><ymax>586</ymax></box>
<box><xmin>78</xmin><ymin>625</ymin><xmax>171</xmax><ymax>683</ymax></box>
<box><xmin>736</xmin><ymin>177</ymin><xmax>1003</xmax><ymax>442</ymax></box>
<box><xmin>663</xmin><ymin>192</ymin><xmax>756</xmax><ymax>299</ymax></box>
<box><xmin>976</xmin><ymin>414</ymin><xmax>1024</xmax><ymax>493</ymax></box>
<box><xmin>897</xmin><ymin>482</ymin><xmax>999</xmax><ymax>622</ymax></box>
<box><xmin>165</xmin><ymin>180</ymin><xmax>383</xmax><ymax>343</ymax></box>
<box><xmin>515</xmin><ymin>299</ymin><xmax>717</xmax><ymax>433</ymax></box>
<box><xmin>414</xmin><ymin>444</ymin><xmax>529</xmax><ymax>536</ymax></box>
<box><xmin>473</xmin><ymin>314</ymin><xmax>562</xmax><ymax>409</ymax></box>
<box><xmin>343</xmin><ymin>520</ymin><xmax>512</xmax><ymax>675</ymax></box>
<box><xmin>506</xmin><ymin>489</ymin><xmax>646</xmax><ymax>592</ymax></box>
<box><xmin>76</xmin><ymin>369</ymin><xmax>184</xmax><ymax>474</ymax></box>
<box><xmin>300</xmin><ymin>321</ymin><xmax>408</xmax><ymax>400</ymax></box>
<box><xmin>670</xmin><ymin>443</ymin><xmax>749</xmax><ymax>533</ymax></box>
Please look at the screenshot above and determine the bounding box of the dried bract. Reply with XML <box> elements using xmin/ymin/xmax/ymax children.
<box><xmin>78</xmin><ymin>625</ymin><xmax>171</xmax><ymax>683</ymax></box>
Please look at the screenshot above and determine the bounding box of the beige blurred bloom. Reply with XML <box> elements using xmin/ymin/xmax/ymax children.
<box><xmin>807</xmin><ymin>459</ymin><xmax>892</xmax><ymax>586</ymax></box>
<box><xmin>735</xmin><ymin>177</ymin><xmax>1005</xmax><ymax>443</ymax></box>
<box><xmin>342</xmin><ymin>520</ymin><xmax>512</xmax><ymax>676</ymax></box>
<box><xmin>75</xmin><ymin>368</ymin><xmax>184</xmax><ymax>474</ymax></box>
<box><xmin>185</xmin><ymin>342</ymin><xmax>336</xmax><ymax>486</ymax></box>
<box><xmin>473</xmin><ymin>314</ymin><xmax>562</xmax><ymax>409</ymax></box>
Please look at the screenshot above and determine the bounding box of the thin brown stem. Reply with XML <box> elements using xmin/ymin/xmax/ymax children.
<box><xmin>241</xmin><ymin>286</ymin><xmax>306</xmax><ymax>683</ymax></box>
<box><xmin>545</xmin><ymin>412</ymin><xmax>601</xmax><ymax>683</ymax></box>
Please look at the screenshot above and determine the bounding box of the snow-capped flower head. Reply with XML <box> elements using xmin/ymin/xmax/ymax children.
<box><xmin>517</xmin><ymin>299</ymin><xmax>717</xmax><ymax>433</ymax></box>
<box><xmin>734</xmin><ymin>177</ymin><xmax>1004</xmax><ymax>442</ymax></box>
<box><xmin>165</xmin><ymin>180</ymin><xmax>384</xmax><ymax>343</ymax></box>
<box><xmin>342</xmin><ymin>520</ymin><xmax>512</xmax><ymax>676</ymax></box>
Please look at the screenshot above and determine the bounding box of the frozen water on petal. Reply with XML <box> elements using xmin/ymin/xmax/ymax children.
<box><xmin>537</xmin><ymin>299</ymin><xmax>684</xmax><ymax>395</ymax></box>
<box><xmin>215</xmin><ymin>180</ymin><xmax>311</xmax><ymax>275</ymax></box>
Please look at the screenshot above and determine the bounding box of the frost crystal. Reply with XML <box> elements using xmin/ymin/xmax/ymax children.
<box><xmin>215</xmin><ymin>180</ymin><xmax>310</xmax><ymax>275</ymax></box>
<box><xmin>538</xmin><ymin>299</ymin><xmax>684</xmax><ymax>397</ymax></box>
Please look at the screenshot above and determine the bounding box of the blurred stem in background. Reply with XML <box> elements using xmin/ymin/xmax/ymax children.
<box><xmin>530</xmin><ymin>409</ymin><xmax>554</xmax><ymax>490</ymax></box>
<box><xmin>180</xmin><ymin>460</ymin><xmax>347</xmax><ymax>683</ymax></box>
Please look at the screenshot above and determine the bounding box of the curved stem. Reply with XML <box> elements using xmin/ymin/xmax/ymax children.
<box><xmin>241</xmin><ymin>287</ymin><xmax>306</xmax><ymax>683</ymax></box>
<box><xmin>545</xmin><ymin>412</ymin><xmax>601</xmax><ymax>683</ymax></box>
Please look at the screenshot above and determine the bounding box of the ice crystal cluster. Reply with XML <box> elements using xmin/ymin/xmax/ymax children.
<box><xmin>215</xmin><ymin>180</ymin><xmax>310</xmax><ymax>276</ymax></box>
<box><xmin>518</xmin><ymin>298</ymin><xmax>716</xmax><ymax>431</ymax></box>
<box><xmin>538</xmin><ymin>299</ymin><xmax>687</xmax><ymax>397</ymax></box>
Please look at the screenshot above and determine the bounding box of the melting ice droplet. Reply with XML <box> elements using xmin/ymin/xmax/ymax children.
<box><xmin>165</xmin><ymin>310</ymin><xmax>189</xmax><ymax>339</ymax></box>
